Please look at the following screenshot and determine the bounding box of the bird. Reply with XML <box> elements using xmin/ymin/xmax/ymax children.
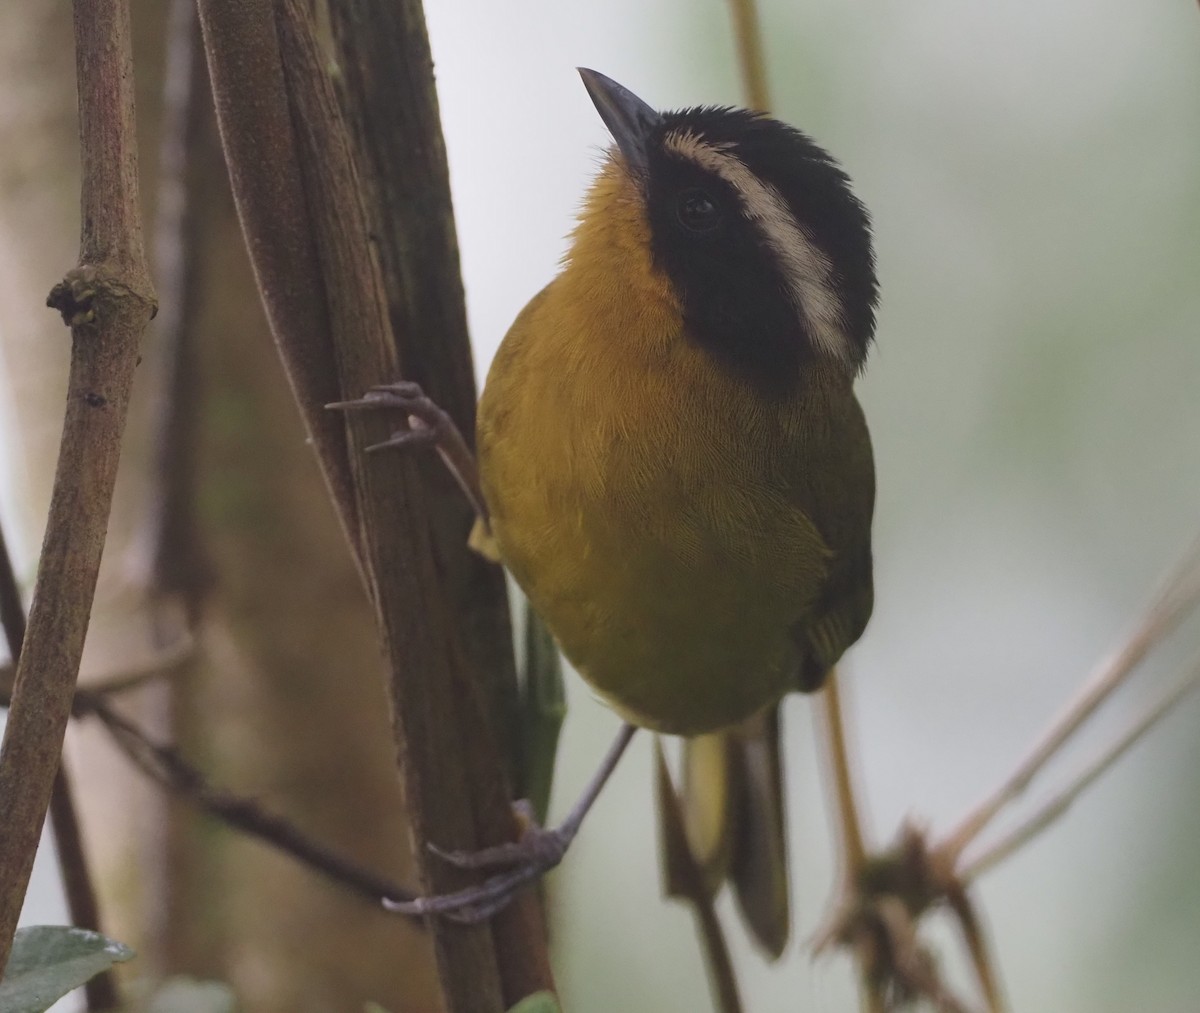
<box><xmin>333</xmin><ymin>69</ymin><xmax>878</xmax><ymax>949</ymax></box>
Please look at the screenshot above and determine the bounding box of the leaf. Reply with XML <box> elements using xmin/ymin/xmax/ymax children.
<box><xmin>147</xmin><ymin>977</ymin><xmax>239</xmax><ymax>1013</ymax></box>
<box><xmin>0</xmin><ymin>925</ymin><xmax>134</xmax><ymax>1013</ymax></box>
<box><xmin>507</xmin><ymin>992</ymin><xmax>561</xmax><ymax>1013</ymax></box>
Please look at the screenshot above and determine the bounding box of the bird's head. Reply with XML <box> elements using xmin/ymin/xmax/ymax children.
<box><xmin>576</xmin><ymin>68</ymin><xmax>878</xmax><ymax>394</ymax></box>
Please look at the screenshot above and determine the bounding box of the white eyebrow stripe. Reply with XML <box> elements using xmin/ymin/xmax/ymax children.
<box><xmin>662</xmin><ymin>130</ymin><xmax>850</xmax><ymax>365</ymax></box>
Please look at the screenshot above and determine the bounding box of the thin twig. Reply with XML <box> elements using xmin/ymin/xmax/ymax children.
<box><xmin>133</xmin><ymin>0</ymin><xmax>213</xmax><ymax>621</ymax></box>
<box><xmin>818</xmin><ymin>673</ymin><xmax>868</xmax><ymax>882</ymax></box>
<box><xmin>1</xmin><ymin>494</ymin><xmax>119</xmax><ymax>1012</ymax></box>
<box><xmin>1</xmin><ymin>636</ymin><xmax>195</xmax><ymax>710</ymax></box>
<box><xmin>944</xmin><ymin>884</ymin><xmax>1005</xmax><ymax>1012</ymax></box>
<box><xmin>726</xmin><ymin>0</ymin><xmax>770</xmax><ymax>111</ymax></box>
<box><xmin>816</xmin><ymin>674</ymin><xmax>886</xmax><ymax>1013</ymax></box>
<box><xmin>47</xmin><ymin>769</ymin><xmax>117</xmax><ymax>1011</ymax></box>
<box><xmin>939</xmin><ymin>537</ymin><xmax>1200</xmax><ymax>864</ymax></box>
<box><xmin>0</xmin><ymin>536</ymin><xmax>25</xmax><ymax>666</ymax></box>
<box><xmin>654</xmin><ymin>743</ymin><xmax>744</xmax><ymax>1013</ymax></box>
<box><xmin>82</xmin><ymin>694</ymin><xmax>419</xmax><ymax>907</ymax></box>
<box><xmin>961</xmin><ymin>657</ymin><xmax>1200</xmax><ymax>882</ymax></box>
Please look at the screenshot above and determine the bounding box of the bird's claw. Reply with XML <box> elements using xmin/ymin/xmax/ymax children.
<box><xmin>381</xmin><ymin>801</ymin><xmax>569</xmax><ymax>924</ymax></box>
<box><xmin>326</xmin><ymin>381</ymin><xmax>453</xmax><ymax>453</ymax></box>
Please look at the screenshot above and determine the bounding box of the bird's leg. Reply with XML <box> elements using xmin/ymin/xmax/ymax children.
<box><xmin>384</xmin><ymin>723</ymin><xmax>638</xmax><ymax>923</ymax></box>
<box><xmin>327</xmin><ymin>381</ymin><xmax>491</xmax><ymax>531</ymax></box>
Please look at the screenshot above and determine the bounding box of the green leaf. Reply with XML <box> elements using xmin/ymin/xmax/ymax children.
<box><xmin>0</xmin><ymin>925</ymin><xmax>134</xmax><ymax>1013</ymax></box>
<box><xmin>507</xmin><ymin>991</ymin><xmax>561</xmax><ymax>1013</ymax></box>
<box><xmin>147</xmin><ymin>977</ymin><xmax>239</xmax><ymax>1013</ymax></box>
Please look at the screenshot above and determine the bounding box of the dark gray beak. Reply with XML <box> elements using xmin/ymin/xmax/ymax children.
<box><xmin>577</xmin><ymin>68</ymin><xmax>661</xmax><ymax>179</ymax></box>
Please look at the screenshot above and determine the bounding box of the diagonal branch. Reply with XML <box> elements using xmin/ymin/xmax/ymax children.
<box><xmin>961</xmin><ymin>655</ymin><xmax>1200</xmax><ymax>881</ymax></box>
<box><xmin>938</xmin><ymin>536</ymin><xmax>1200</xmax><ymax>865</ymax></box>
<box><xmin>0</xmin><ymin>0</ymin><xmax>156</xmax><ymax>974</ymax></box>
<box><xmin>83</xmin><ymin>694</ymin><xmax>418</xmax><ymax>907</ymax></box>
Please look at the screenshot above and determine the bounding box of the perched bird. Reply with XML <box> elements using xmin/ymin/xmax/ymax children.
<box><xmin>337</xmin><ymin>69</ymin><xmax>877</xmax><ymax>945</ymax></box>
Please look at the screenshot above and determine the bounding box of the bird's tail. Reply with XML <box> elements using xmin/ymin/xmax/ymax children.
<box><xmin>658</xmin><ymin>705</ymin><xmax>790</xmax><ymax>959</ymax></box>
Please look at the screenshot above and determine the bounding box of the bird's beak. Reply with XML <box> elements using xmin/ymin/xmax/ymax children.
<box><xmin>578</xmin><ymin>68</ymin><xmax>661</xmax><ymax>180</ymax></box>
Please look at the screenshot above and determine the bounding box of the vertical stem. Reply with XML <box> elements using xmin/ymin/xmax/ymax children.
<box><xmin>325</xmin><ymin>1</ymin><xmax>546</xmax><ymax>1000</ymax></box>
<box><xmin>726</xmin><ymin>0</ymin><xmax>771</xmax><ymax>111</ymax></box>
<box><xmin>48</xmin><ymin>769</ymin><xmax>118</xmax><ymax>1011</ymax></box>
<box><xmin>0</xmin><ymin>0</ymin><xmax>155</xmax><ymax>974</ymax></box>
<box><xmin>1</xmin><ymin>494</ymin><xmax>122</xmax><ymax>1013</ymax></box>
<box><xmin>817</xmin><ymin>674</ymin><xmax>867</xmax><ymax>882</ymax></box>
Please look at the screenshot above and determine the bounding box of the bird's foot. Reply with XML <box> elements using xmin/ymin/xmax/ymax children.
<box><xmin>383</xmin><ymin>801</ymin><xmax>572</xmax><ymax>924</ymax></box>
<box><xmin>328</xmin><ymin>381</ymin><xmax>491</xmax><ymax>526</ymax></box>
<box><xmin>327</xmin><ymin>380</ymin><xmax>453</xmax><ymax>453</ymax></box>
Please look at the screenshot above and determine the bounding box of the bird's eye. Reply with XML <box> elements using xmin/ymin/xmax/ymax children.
<box><xmin>675</xmin><ymin>188</ymin><xmax>721</xmax><ymax>233</ymax></box>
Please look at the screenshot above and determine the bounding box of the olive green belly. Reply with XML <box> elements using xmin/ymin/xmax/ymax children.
<box><xmin>493</xmin><ymin>506</ymin><xmax>807</xmax><ymax>736</ymax></box>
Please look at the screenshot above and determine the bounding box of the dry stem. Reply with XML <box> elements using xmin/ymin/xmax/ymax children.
<box><xmin>1</xmin><ymin>523</ymin><xmax>117</xmax><ymax>1010</ymax></box>
<box><xmin>0</xmin><ymin>0</ymin><xmax>155</xmax><ymax>973</ymax></box>
<box><xmin>939</xmin><ymin>538</ymin><xmax>1200</xmax><ymax>865</ymax></box>
<box><xmin>961</xmin><ymin>655</ymin><xmax>1200</xmax><ymax>881</ymax></box>
<box><xmin>195</xmin><ymin>0</ymin><xmax>550</xmax><ymax>1005</ymax></box>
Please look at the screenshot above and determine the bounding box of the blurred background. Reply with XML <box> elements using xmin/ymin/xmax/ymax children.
<box><xmin>4</xmin><ymin>0</ymin><xmax>1199</xmax><ymax>1010</ymax></box>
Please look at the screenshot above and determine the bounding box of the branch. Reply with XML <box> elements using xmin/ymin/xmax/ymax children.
<box><xmin>129</xmin><ymin>0</ymin><xmax>214</xmax><ymax>622</ymax></box>
<box><xmin>325</xmin><ymin>0</ymin><xmax>545</xmax><ymax>1000</ymax></box>
<box><xmin>654</xmin><ymin>743</ymin><xmax>744</xmax><ymax>1013</ymax></box>
<box><xmin>938</xmin><ymin>536</ymin><xmax>1200</xmax><ymax>864</ymax></box>
<box><xmin>961</xmin><ymin>655</ymin><xmax>1200</xmax><ymax>881</ymax></box>
<box><xmin>726</xmin><ymin>0</ymin><xmax>770</xmax><ymax>111</ymax></box>
<box><xmin>0</xmin><ymin>0</ymin><xmax>155</xmax><ymax>975</ymax></box>
<box><xmin>1</xmin><ymin>520</ymin><xmax>117</xmax><ymax>1012</ymax></box>
<box><xmin>195</xmin><ymin>0</ymin><xmax>547</xmax><ymax>1006</ymax></box>
<box><xmin>82</xmin><ymin>694</ymin><xmax>418</xmax><ymax>907</ymax></box>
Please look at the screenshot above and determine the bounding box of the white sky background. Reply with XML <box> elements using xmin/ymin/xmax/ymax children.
<box><xmin>7</xmin><ymin>0</ymin><xmax>1200</xmax><ymax>1010</ymax></box>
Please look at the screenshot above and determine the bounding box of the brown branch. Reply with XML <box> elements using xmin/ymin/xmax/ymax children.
<box><xmin>0</xmin><ymin>0</ymin><xmax>155</xmax><ymax>975</ymax></box>
<box><xmin>82</xmin><ymin>694</ymin><xmax>418</xmax><ymax>908</ymax></box>
<box><xmin>726</xmin><ymin>0</ymin><xmax>771</xmax><ymax>111</ymax></box>
<box><xmin>945</xmin><ymin>885</ymin><xmax>1005</xmax><ymax>1012</ymax></box>
<box><xmin>2</xmin><ymin>522</ymin><xmax>117</xmax><ymax>1011</ymax></box>
<box><xmin>938</xmin><ymin>536</ymin><xmax>1200</xmax><ymax>865</ymax></box>
<box><xmin>818</xmin><ymin>673</ymin><xmax>868</xmax><ymax>883</ymax></box>
<box><xmin>193</xmin><ymin>0</ymin><xmax>361</xmax><ymax>566</ymax></box>
<box><xmin>131</xmin><ymin>0</ymin><xmax>214</xmax><ymax>622</ymax></box>
<box><xmin>961</xmin><ymin>655</ymin><xmax>1200</xmax><ymax>882</ymax></box>
<box><xmin>324</xmin><ymin>0</ymin><xmax>546</xmax><ymax>1001</ymax></box>
<box><xmin>195</xmin><ymin>0</ymin><xmax>548</xmax><ymax>1007</ymax></box>
<box><xmin>47</xmin><ymin>769</ymin><xmax>117</xmax><ymax>1011</ymax></box>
